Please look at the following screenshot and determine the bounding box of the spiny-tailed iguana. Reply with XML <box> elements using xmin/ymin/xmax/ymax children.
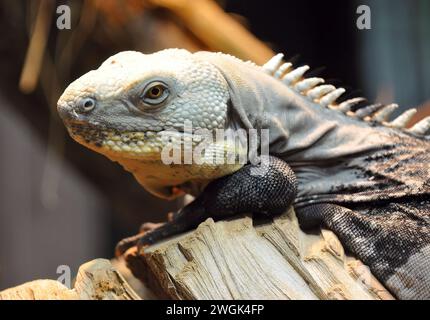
<box><xmin>57</xmin><ymin>49</ymin><xmax>430</xmax><ymax>299</ymax></box>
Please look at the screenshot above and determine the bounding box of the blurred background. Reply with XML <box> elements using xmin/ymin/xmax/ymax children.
<box><xmin>0</xmin><ymin>0</ymin><xmax>429</xmax><ymax>290</ymax></box>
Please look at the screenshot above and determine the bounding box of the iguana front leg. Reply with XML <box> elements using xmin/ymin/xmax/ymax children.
<box><xmin>116</xmin><ymin>156</ymin><xmax>297</xmax><ymax>255</ymax></box>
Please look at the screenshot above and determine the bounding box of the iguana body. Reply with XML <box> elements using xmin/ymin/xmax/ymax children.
<box><xmin>57</xmin><ymin>49</ymin><xmax>430</xmax><ymax>299</ymax></box>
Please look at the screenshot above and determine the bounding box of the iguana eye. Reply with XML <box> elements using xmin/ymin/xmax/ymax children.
<box><xmin>78</xmin><ymin>97</ymin><xmax>96</xmax><ymax>113</ymax></box>
<box><xmin>141</xmin><ymin>82</ymin><xmax>169</xmax><ymax>106</ymax></box>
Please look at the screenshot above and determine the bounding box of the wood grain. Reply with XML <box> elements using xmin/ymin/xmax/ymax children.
<box><xmin>125</xmin><ymin>208</ymin><xmax>394</xmax><ymax>300</ymax></box>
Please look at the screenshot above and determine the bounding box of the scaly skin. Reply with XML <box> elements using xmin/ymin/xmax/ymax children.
<box><xmin>58</xmin><ymin>49</ymin><xmax>430</xmax><ymax>299</ymax></box>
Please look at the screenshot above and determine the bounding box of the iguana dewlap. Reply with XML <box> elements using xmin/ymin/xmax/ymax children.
<box><xmin>57</xmin><ymin>49</ymin><xmax>430</xmax><ymax>299</ymax></box>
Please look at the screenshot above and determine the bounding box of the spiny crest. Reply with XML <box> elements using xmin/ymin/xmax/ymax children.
<box><xmin>262</xmin><ymin>53</ymin><xmax>430</xmax><ymax>136</ymax></box>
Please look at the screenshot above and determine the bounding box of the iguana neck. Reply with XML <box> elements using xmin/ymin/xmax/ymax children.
<box><xmin>197</xmin><ymin>51</ymin><xmax>396</xmax><ymax>163</ymax></box>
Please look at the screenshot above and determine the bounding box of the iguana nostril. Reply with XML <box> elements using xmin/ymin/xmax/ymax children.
<box><xmin>79</xmin><ymin>97</ymin><xmax>96</xmax><ymax>113</ymax></box>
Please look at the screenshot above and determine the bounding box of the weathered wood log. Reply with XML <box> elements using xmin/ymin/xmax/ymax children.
<box><xmin>125</xmin><ymin>209</ymin><xmax>394</xmax><ymax>300</ymax></box>
<box><xmin>0</xmin><ymin>259</ymin><xmax>141</xmax><ymax>300</ymax></box>
<box><xmin>1</xmin><ymin>210</ymin><xmax>395</xmax><ymax>300</ymax></box>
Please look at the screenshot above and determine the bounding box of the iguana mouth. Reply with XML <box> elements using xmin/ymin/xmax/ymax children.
<box><xmin>67</xmin><ymin>121</ymin><xmax>248</xmax><ymax>166</ymax></box>
<box><xmin>67</xmin><ymin>122</ymin><xmax>164</xmax><ymax>160</ymax></box>
<box><xmin>67</xmin><ymin>122</ymin><xmax>223</xmax><ymax>161</ymax></box>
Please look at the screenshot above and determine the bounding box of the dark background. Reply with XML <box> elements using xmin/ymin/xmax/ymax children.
<box><xmin>0</xmin><ymin>0</ymin><xmax>429</xmax><ymax>289</ymax></box>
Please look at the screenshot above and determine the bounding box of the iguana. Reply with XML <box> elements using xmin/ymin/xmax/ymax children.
<box><xmin>57</xmin><ymin>49</ymin><xmax>430</xmax><ymax>299</ymax></box>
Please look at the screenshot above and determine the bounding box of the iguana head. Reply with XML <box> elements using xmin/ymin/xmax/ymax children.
<box><xmin>57</xmin><ymin>49</ymin><xmax>248</xmax><ymax>198</ymax></box>
<box><xmin>57</xmin><ymin>49</ymin><xmax>230</xmax><ymax>160</ymax></box>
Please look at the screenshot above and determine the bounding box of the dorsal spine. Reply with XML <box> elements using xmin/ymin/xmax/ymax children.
<box><xmin>262</xmin><ymin>53</ymin><xmax>430</xmax><ymax>136</ymax></box>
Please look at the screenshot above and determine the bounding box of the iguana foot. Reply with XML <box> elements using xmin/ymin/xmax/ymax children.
<box><xmin>115</xmin><ymin>216</ymin><xmax>175</xmax><ymax>256</ymax></box>
<box><xmin>115</xmin><ymin>233</ymin><xmax>145</xmax><ymax>257</ymax></box>
<box><xmin>115</xmin><ymin>222</ymin><xmax>165</xmax><ymax>256</ymax></box>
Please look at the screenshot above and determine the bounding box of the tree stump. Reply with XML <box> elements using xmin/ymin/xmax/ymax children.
<box><xmin>125</xmin><ymin>208</ymin><xmax>394</xmax><ymax>300</ymax></box>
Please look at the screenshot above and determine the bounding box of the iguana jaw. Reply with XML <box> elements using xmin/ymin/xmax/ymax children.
<box><xmin>66</xmin><ymin>121</ymin><xmax>247</xmax><ymax>163</ymax></box>
<box><xmin>67</xmin><ymin>122</ymin><xmax>164</xmax><ymax>161</ymax></box>
<box><xmin>64</xmin><ymin>120</ymin><xmax>245</xmax><ymax>198</ymax></box>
